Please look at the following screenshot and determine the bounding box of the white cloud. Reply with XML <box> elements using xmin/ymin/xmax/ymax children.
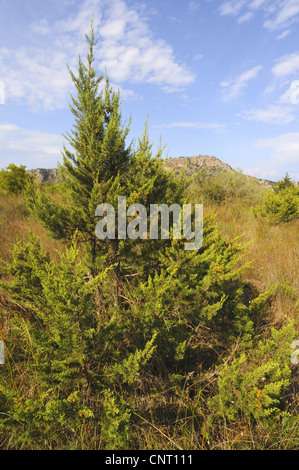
<box><xmin>263</xmin><ymin>53</ymin><xmax>299</xmax><ymax>105</ymax></box>
<box><xmin>218</xmin><ymin>0</ymin><xmax>299</xmax><ymax>31</ymax></box>
<box><xmin>154</xmin><ymin>121</ymin><xmax>226</xmax><ymax>133</ymax></box>
<box><xmin>30</xmin><ymin>19</ymin><xmax>52</xmax><ymax>35</ymax></box>
<box><xmin>242</xmin><ymin>132</ymin><xmax>299</xmax><ymax>181</ymax></box>
<box><xmin>272</xmin><ymin>52</ymin><xmax>299</xmax><ymax>77</ymax></box>
<box><xmin>0</xmin><ymin>124</ymin><xmax>64</xmax><ymax>169</ymax></box>
<box><xmin>0</xmin><ymin>0</ymin><xmax>195</xmax><ymax>111</ymax></box>
<box><xmin>188</xmin><ymin>1</ymin><xmax>200</xmax><ymax>14</ymax></box>
<box><xmin>263</xmin><ymin>0</ymin><xmax>299</xmax><ymax>30</ymax></box>
<box><xmin>276</xmin><ymin>29</ymin><xmax>291</xmax><ymax>39</ymax></box>
<box><xmin>240</xmin><ymin>105</ymin><xmax>296</xmax><ymax>124</ymax></box>
<box><xmin>249</xmin><ymin>0</ymin><xmax>268</xmax><ymax>10</ymax></box>
<box><xmin>220</xmin><ymin>65</ymin><xmax>263</xmax><ymax>101</ymax></box>
<box><xmin>236</xmin><ymin>11</ymin><xmax>254</xmax><ymax>23</ymax></box>
<box><xmin>244</xmin><ymin>166</ymin><xmax>278</xmax><ymax>180</ymax></box>
<box><xmin>0</xmin><ymin>43</ymin><xmax>76</xmax><ymax>111</ymax></box>
<box><xmin>96</xmin><ymin>0</ymin><xmax>195</xmax><ymax>92</ymax></box>
<box><xmin>279</xmin><ymin>80</ymin><xmax>299</xmax><ymax>104</ymax></box>
<box><xmin>219</xmin><ymin>0</ymin><xmax>248</xmax><ymax>17</ymax></box>
<box><xmin>255</xmin><ymin>132</ymin><xmax>299</xmax><ymax>168</ymax></box>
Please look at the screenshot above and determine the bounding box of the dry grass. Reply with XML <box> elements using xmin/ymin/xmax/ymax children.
<box><xmin>0</xmin><ymin>191</ymin><xmax>65</xmax><ymax>265</ymax></box>
<box><xmin>205</xmin><ymin>200</ymin><xmax>299</xmax><ymax>324</ymax></box>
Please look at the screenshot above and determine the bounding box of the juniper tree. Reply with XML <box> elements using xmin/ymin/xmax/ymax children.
<box><xmin>25</xmin><ymin>24</ymin><xmax>184</xmax><ymax>305</ymax></box>
<box><xmin>254</xmin><ymin>173</ymin><xmax>299</xmax><ymax>224</ymax></box>
<box><xmin>26</xmin><ymin>25</ymin><xmax>129</xmax><ymax>273</ymax></box>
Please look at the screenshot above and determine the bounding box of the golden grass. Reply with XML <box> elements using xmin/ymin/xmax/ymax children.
<box><xmin>204</xmin><ymin>200</ymin><xmax>299</xmax><ymax>324</ymax></box>
<box><xmin>0</xmin><ymin>192</ymin><xmax>65</xmax><ymax>265</ymax></box>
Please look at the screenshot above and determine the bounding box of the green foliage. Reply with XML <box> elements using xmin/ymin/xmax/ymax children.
<box><xmin>104</xmin><ymin>333</ymin><xmax>158</xmax><ymax>385</ymax></box>
<box><xmin>274</xmin><ymin>173</ymin><xmax>295</xmax><ymax>193</ymax></box>
<box><xmin>101</xmin><ymin>389</ymin><xmax>131</xmax><ymax>450</ymax></box>
<box><xmin>186</xmin><ymin>168</ymin><xmax>266</xmax><ymax>206</ymax></box>
<box><xmin>0</xmin><ymin>164</ymin><xmax>33</xmax><ymax>194</ymax></box>
<box><xmin>0</xmin><ymin>24</ymin><xmax>298</xmax><ymax>450</ymax></box>
<box><xmin>0</xmin><ymin>235</ymin><xmax>156</xmax><ymax>448</ymax></box>
<box><xmin>0</xmin><ymin>389</ymin><xmax>94</xmax><ymax>449</ymax></box>
<box><xmin>254</xmin><ymin>174</ymin><xmax>299</xmax><ymax>224</ymax></box>
<box><xmin>24</xmin><ymin>26</ymin><xmax>184</xmax><ymax>287</ymax></box>
<box><xmin>208</xmin><ymin>323</ymin><xmax>296</xmax><ymax>426</ymax></box>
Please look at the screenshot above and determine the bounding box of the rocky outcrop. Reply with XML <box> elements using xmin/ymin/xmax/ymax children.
<box><xmin>163</xmin><ymin>155</ymin><xmax>275</xmax><ymax>187</ymax></box>
<box><xmin>28</xmin><ymin>168</ymin><xmax>61</xmax><ymax>184</ymax></box>
<box><xmin>27</xmin><ymin>155</ymin><xmax>276</xmax><ymax>187</ymax></box>
<box><xmin>28</xmin><ymin>155</ymin><xmax>234</xmax><ymax>184</ymax></box>
<box><xmin>163</xmin><ymin>155</ymin><xmax>233</xmax><ymax>177</ymax></box>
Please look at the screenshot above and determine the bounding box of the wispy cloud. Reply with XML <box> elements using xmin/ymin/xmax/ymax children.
<box><xmin>218</xmin><ymin>0</ymin><xmax>248</xmax><ymax>17</ymax></box>
<box><xmin>243</xmin><ymin>131</ymin><xmax>299</xmax><ymax>181</ymax></box>
<box><xmin>218</xmin><ymin>0</ymin><xmax>299</xmax><ymax>32</ymax></box>
<box><xmin>243</xmin><ymin>167</ymin><xmax>279</xmax><ymax>180</ymax></box>
<box><xmin>153</xmin><ymin>121</ymin><xmax>226</xmax><ymax>133</ymax></box>
<box><xmin>236</xmin><ymin>11</ymin><xmax>254</xmax><ymax>23</ymax></box>
<box><xmin>239</xmin><ymin>104</ymin><xmax>296</xmax><ymax>124</ymax></box>
<box><xmin>220</xmin><ymin>65</ymin><xmax>262</xmax><ymax>101</ymax></box>
<box><xmin>188</xmin><ymin>1</ymin><xmax>200</xmax><ymax>14</ymax></box>
<box><xmin>254</xmin><ymin>132</ymin><xmax>299</xmax><ymax>170</ymax></box>
<box><xmin>279</xmin><ymin>80</ymin><xmax>299</xmax><ymax>104</ymax></box>
<box><xmin>263</xmin><ymin>0</ymin><xmax>299</xmax><ymax>30</ymax></box>
<box><xmin>276</xmin><ymin>29</ymin><xmax>291</xmax><ymax>40</ymax></box>
<box><xmin>272</xmin><ymin>52</ymin><xmax>299</xmax><ymax>77</ymax></box>
<box><xmin>0</xmin><ymin>0</ymin><xmax>195</xmax><ymax>111</ymax></box>
<box><xmin>0</xmin><ymin>124</ymin><xmax>64</xmax><ymax>168</ymax></box>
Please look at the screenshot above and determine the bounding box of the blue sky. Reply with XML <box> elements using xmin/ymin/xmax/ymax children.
<box><xmin>0</xmin><ymin>0</ymin><xmax>299</xmax><ymax>181</ymax></box>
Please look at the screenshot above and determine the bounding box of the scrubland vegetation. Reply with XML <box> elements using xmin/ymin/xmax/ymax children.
<box><xmin>0</xmin><ymin>28</ymin><xmax>298</xmax><ymax>450</ymax></box>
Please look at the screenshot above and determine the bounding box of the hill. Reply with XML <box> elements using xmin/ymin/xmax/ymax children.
<box><xmin>28</xmin><ymin>154</ymin><xmax>274</xmax><ymax>187</ymax></box>
<box><xmin>163</xmin><ymin>154</ymin><xmax>233</xmax><ymax>177</ymax></box>
<box><xmin>28</xmin><ymin>167</ymin><xmax>60</xmax><ymax>184</ymax></box>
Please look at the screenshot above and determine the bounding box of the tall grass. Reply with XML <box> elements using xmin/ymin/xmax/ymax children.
<box><xmin>0</xmin><ymin>190</ymin><xmax>64</xmax><ymax>265</ymax></box>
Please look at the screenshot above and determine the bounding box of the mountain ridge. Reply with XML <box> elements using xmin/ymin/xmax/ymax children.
<box><xmin>28</xmin><ymin>154</ymin><xmax>275</xmax><ymax>187</ymax></box>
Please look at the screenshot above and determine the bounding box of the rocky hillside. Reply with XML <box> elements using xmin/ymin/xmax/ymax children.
<box><xmin>163</xmin><ymin>155</ymin><xmax>234</xmax><ymax>177</ymax></box>
<box><xmin>28</xmin><ymin>168</ymin><xmax>60</xmax><ymax>184</ymax></box>
<box><xmin>28</xmin><ymin>155</ymin><xmax>274</xmax><ymax>186</ymax></box>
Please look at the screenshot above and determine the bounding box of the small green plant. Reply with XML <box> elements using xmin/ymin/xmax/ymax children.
<box><xmin>101</xmin><ymin>389</ymin><xmax>131</xmax><ymax>450</ymax></box>
<box><xmin>254</xmin><ymin>174</ymin><xmax>299</xmax><ymax>224</ymax></box>
<box><xmin>207</xmin><ymin>322</ymin><xmax>296</xmax><ymax>430</ymax></box>
<box><xmin>0</xmin><ymin>164</ymin><xmax>33</xmax><ymax>194</ymax></box>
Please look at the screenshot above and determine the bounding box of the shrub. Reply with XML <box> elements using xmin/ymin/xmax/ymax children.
<box><xmin>208</xmin><ymin>322</ymin><xmax>296</xmax><ymax>425</ymax></box>
<box><xmin>187</xmin><ymin>169</ymin><xmax>266</xmax><ymax>206</ymax></box>
<box><xmin>0</xmin><ymin>164</ymin><xmax>33</xmax><ymax>194</ymax></box>
<box><xmin>254</xmin><ymin>174</ymin><xmax>299</xmax><ymax>224</ymax></box>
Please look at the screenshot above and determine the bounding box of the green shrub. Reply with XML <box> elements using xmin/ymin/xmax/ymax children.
<box><xmin>187</xmin><ymin>169</ymin><xmax>266</xmax><ymax>206</ymax></box>
<box><xmin>0</xmin><ymin>164</ymin><xmax>33</xmax><ymax>194</ymax></box>
<box><xmin>254</xmin><ymin>174</ymin><xmax>299</xmax><ymax>224</ymax></box>
<box><xmin>208</xmin><ymin>322</ymin><xmax>296</xmax><ymax>425</ymax></box>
